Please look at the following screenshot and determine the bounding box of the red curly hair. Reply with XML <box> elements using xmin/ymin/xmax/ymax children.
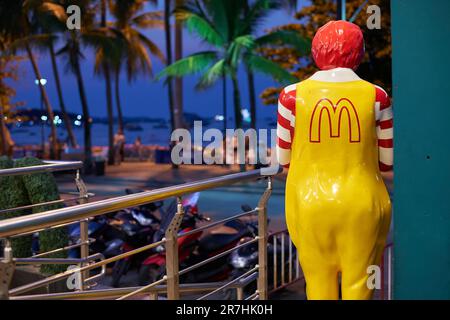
<box><xmin>312</xmin><ymin>20</ymin><xmax>365</xmax><ymax>71</ymax></box>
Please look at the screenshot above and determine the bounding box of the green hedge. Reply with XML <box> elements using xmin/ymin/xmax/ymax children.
<box><xmin>14</xmin><ymin>157</ymin><xmax>69</xmax><ymax>274</ymax></box>
<box><xmin>0</xmin><ymin>156</ymin><xmax>33</xmax><ymax>258</ymax></box>
<box><xmin>0</xmin><ymin>157</ymin><xmax>69</xmax><ymax>275</ymax></box>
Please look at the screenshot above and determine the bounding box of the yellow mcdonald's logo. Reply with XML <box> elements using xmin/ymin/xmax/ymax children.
<box><xmin>309</xmin><ymin>98</ymin><xmax>361</xmax><ymax>143</ymax></box>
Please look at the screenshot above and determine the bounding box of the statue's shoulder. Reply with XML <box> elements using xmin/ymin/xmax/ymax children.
<box><xmin>372</xmin><ymin>84</ymin><xmax>391</xmax><ymax>108</ymax></box>
<box><xmin>279</xmin><ymin>83</ymin><xmax>299</xmax><ymax>109</ymax></box>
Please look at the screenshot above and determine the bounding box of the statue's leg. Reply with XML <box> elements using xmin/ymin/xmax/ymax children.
<box><xmin>340</xmin><ymin>249</ymin><xmax>380</xmax><ymax>300</ymax></box>
<box><xmin>302</xmin><ymin>261</ymin><xmax>340</xmax><ymax>300</ymax></box>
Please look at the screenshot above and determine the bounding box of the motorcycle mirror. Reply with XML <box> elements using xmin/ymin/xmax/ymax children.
<box><xmin>241</xmin><ymin>204</ymin><xmax>253</xmax><ymax>212</ymax></box>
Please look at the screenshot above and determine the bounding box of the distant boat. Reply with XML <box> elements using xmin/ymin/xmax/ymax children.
<box><xmin>11</xmin><ymin>128</ymin><xmax>29</xmax><ymax>133</ymax></box>
<box><xmin>153</xmin><ymin>122</ymin><xmax>169</xmax><ymax>129</ymax></box>
<box><xmin>124</xmin><ymin>123</ymin><xmax>143</xmax><ymax>131</ymax></box>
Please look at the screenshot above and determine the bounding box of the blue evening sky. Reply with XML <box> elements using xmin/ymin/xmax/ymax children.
<box><xmin>11</xmin><ymin>3</ymin><xmax>300</xmax><ymax>122</ymax></box>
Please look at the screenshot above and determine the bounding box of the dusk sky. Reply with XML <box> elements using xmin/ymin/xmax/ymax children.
<box><xmin>11</xmin><ymin>2</ymin><xmax>301</xmax><ymax>122</ymax></box>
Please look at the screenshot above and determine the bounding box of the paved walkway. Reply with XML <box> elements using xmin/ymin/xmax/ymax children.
<box><xmin>57</xmin><ymin>162</ymin><xmax>286</xmax><ymax>198</ymax></box>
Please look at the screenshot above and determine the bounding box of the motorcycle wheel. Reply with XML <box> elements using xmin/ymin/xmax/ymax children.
<box><xmin>111</xmin><ymin>260</ymin><xmax>129</xmax><ymax>287</ymax></box>
<box><xmin>223</xmin><ymin>288</ymin><xmax>237</xmax><ymax>300</ymax></box>
<box><xmin>138</xmin><ymin>264</ymin><xmax>162</xmax><ymax>286</ymax></box>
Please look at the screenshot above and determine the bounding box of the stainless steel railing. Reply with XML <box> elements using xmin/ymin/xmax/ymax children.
<box><xmin>380</xmin><ymin>243</ymin><xmax>393</xmax><ymax>300</ymax></box>
<box><xmin>0</xmin><ymin>160</ymin><xmax>94</xmax><ymax>298</ymax></box>
<box><xmin>0</xmin><ymin>160</ymin><xmax>83</xmax><ymax>177</ymax></box>
<box><xmin>267</xmin><ymin>229</ymin><xmax>394</xmax><ymax>300</ymax></box>
<box><xmin>0</xmin><ymin>165</ymin><xmax>282</xmax><ymax>300</ymax></box>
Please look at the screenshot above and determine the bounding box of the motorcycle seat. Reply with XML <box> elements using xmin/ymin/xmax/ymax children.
<box><xmin>198</xmin><ymin>228</ymin><xmax>249</xmax><ymax>253</ymax></box>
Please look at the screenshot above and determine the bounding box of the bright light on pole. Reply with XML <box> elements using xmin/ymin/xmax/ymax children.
<box><xmin>35</xmin><ymin>78</ymin><xmax>47</xmax><ymax>152</ymax></box>
<box><xmin>34</xmin><ymin>78</ymin><xmax>47</xmax><ymax>86</ymax></box>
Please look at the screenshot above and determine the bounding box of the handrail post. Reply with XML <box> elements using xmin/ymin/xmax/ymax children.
<box><xmin>76</xmin><ymin>170</ymin><xmax>89</xmax><ymax>290</ymax></box>
<box><xmin>165</xmin><ymin>197</ymin><xmax>184</xmax><ymax>300</ymax></box>
<box><xmin>0</xmin><ymin>239</ymin><xmax>15</xmax><ymax>300</ymax></box>
<box><xmin>257</xmin><ymin>177</ymin><xmax>272</xmax><ymax>300</ymax></box>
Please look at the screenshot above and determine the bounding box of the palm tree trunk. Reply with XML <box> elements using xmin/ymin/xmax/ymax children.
<box><xmin>26</xmin><ymin>44</ymin><xmax>58</xmax><ymax>159</ymax></box>
<box><xmin>101</xmin><ymin>0</ymin><xmax>115</xmax><ymax>166</ymax></box>
<box><xmin>104</xmin><ymin>63</ymin><xmax>115</xmax><ymax>165</ymax></box>
<box><xmin>222</xmin><ymin>72</ymin><xmax>227</xmax><ymax>133</ymax></box>
<box><xmin>114</xmin><ymin>71</ymin><xmax>124</xmax><ymax>132</ymax></box>
<box><xmin>165</xmin><ymin>0</ymin><xmax>179</xmax><ymax>169</ymax></box>
<box><xmin>230</xmin><ymin>71</ymin><xmax>242</xmax><ymax>129</ymax></box>
<box><xmin>0</xmin><ymin>100</ymin><xmax>8</xmax><ymax>156</ymax></box>
<box><xmin>73</xmin><ymin>55</ymin><xmax>93</xmax><ymax>173</ymax></box>
<box><xmin>243</xmin><ymin>1</ymin><xmax>256</xmax><ymax>130</ymax></box>
<box><xmin>164</xmin><ymin>0</ymin><xmax>176</xmax><ymax>133</ymax></box>
<box><xmin>49</xmin><ymin>41</ymin><xmax>77</xmax><ymax>148</ymax></box>
<box><xmin>247</xmin><ymin>67</ymin><xmax>257</xmax><ymax>130</ymax></box>
<box><xmin>174</xmin><ymin>0</ymin><xmax>184</xmax><ymax>129</ymax></box>
<box><xmin>231</xmin><ymin>71</ymin><xmax>245</xmax><ymax>171</ymax></box>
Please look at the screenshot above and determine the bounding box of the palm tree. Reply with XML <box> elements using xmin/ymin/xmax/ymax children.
<box><xmin>108</xmin><ymin>0</ymin><xmax>165</xmax><ymax>133</ymax></box>
<box><xmin>2</xmin><ymin>0</ymin><xmax>60</xmax><ymax>158</ymax></box>
<box><xmin>95</xmin><ymin>0</ymin><xmax>116</xmax><ymax>165</ymax></box>
<box><xmin>163</xmin><ymin>0</ymin><xmax>177</xmax><ymax>133</ymax></box>
<box><xmin>244</xmin><ymin>0</ymin><xmax>309</xmax><ymax>129</ymax></box>
<box><xmin>31</xmin><ymin>2</ymin><xmax>79</xmax><ymax>147</ymax></box>
<box><xmin>56</xmin><ymin>1</ymin><xmax>114</xmax><ymax>172</ymax></box>
<box><xmin>0</xmin><ymin>37</ymin><xmax>21</xmax><ymax>157</ymax></box>
<box><xmin>158</xmin><ymin>0</ymin><xmax>308</xmax><ymax>129</ymax></box>
<box><xmin>174</xmin><ymin>0</ymin><xmax>185</xmax><ymax>129</ymax></box>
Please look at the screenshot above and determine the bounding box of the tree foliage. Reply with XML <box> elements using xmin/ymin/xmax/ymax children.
<box><xmin>260</xmin><ymin>0</ymin><xmax>391</xmax><ymax>105</ymax></box>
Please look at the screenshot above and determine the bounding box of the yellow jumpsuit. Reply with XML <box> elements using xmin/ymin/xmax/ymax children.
<box><xmin>285</xmin><ymin>79</ymin><xmax>391</xmax><ymax>300</ymax></box>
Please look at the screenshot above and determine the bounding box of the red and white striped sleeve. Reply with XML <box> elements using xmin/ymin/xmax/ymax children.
<box><xmin>374</xmin><ymin>85</ymin><xmax>393</xmax><ymax>172</ymax></box>
<box><xmin>276</xmin><ymin>84</ymin><xmax>297</xmax><ymax>168</ymax></box>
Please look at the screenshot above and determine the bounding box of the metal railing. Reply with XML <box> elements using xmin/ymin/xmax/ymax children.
<box><xmin>0</xmin><ymin>160</ymin><xmax>83</xmax><ymax>177</ymax></box>
<box><xmin>380</xmin><ymin>243</ymin><xmax>393</xmax><ymax>300</ymax></box>
<box><xmin>0</xmin><ymin>160</ymin><xmax>95</xmax><ymax>299</ymax></box>
<box><xmin>269</xmin><ymin>230</ymin><xmax>302</xmax><ymax>295</ymax></box>
<box><xmin>1</xmin><ymin>161</ymin><xmax>391</xmax><ymax>300</ymax></box>
<box><xmin>0</xmin><ymin>164</ymin><xmax>283</xmax><ymax>300</ymax></box>
<box><xmin>265</xmin><ymin>229</ymin><xmax>394</xmax><ymax>300</ymax></box>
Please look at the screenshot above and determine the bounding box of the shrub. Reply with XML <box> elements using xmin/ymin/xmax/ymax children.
<box><xmin>14</xmin><ymin>157</ymin><xmax>69</xmax><ymax>274</ymax></box>
<box><xmin>0</xmin><ymin>156</ymin><xmax>33</xmax><ymax>258</ymax></box>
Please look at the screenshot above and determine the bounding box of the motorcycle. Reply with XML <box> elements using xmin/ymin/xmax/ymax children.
<box><xmin>68</xmin><ymin>188</ymin><xmax>163</xmax><ymax>262</ymax></box>
<box><xmin>111</xmin><ymin>193</ymin><xmax>201</xmax><ymax>287</ymax></box>
<box><xmin>138</xmin><ymin>201</ymin><xmax>259</xmax><ymax>287</ymax></box>
<box><xmin>226</xmin><ymin>209</ymin><xmax>295</xmax><ymax>298</ymax></box>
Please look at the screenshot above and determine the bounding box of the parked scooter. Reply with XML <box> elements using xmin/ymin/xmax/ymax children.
<box><xmin>227</xmin><ymin>207</ymin><xmax>295</xmax><ymax>297</ymax></box>
<box><xmin>68</xmin><ymin>188</ymin><xmax>163</xmax><ymax>262</ymax></box>
<box><xmin>112</xmin><ymin>193</ymin><xmax>202</xmax><ymax>287</ymax></box>
<box><xmin>67</xmin><ymin>214</ymin><xmax>122</xmax><ymax>259</ymax></box>
<box><xmin>138</xmin><ymin>201</ymin><xmax>259</xmax><ymax>286</ymax></box>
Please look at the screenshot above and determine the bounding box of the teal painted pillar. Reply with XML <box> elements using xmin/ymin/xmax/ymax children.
<box><xmin>392</xmin><ymin>0</ymin><xmax>450</xmax><ymax>299</ymax></box>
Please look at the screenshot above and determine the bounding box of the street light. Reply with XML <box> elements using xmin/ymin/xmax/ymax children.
<box><xmin>35</xmin><ymin>78</ymin><xmax>47</xmax><ymax>152</ymax></box>
<box><xmin>34</xmin><ymin>78</ymin><xmax>47</xmax><ymax>86</ymax></box>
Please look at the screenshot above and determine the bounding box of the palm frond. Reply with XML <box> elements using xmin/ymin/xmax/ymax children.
<box><xmin>195</xmin><ymin>58</ymin><xmax>225</xmax><ymax>90</ymax></box>
<box><xmin>239</xmin><ymin>0</ymin><xmax>280</xmax><ymax>35</ymax></box>
<box><xmin>38</xmin><ymin>2</ymin><xmax>68</xmax><ymax>23</ymax></box>
<box><xmin>245</xmin><ymin>53</ymin><xmax>297</xmax><ymax>83</ymax></box>
<box><xmin>227</xmin><ymin>35</ymin><xmax>254</xmax><ymax>68</ymax></box>
<box><xmin>136</xmin><ymin>31</ymin><xmax>166</xmax><ymax>64</ymax></box>
<box><xmin>255</xmin><ymin>30</ymin><xmax>311</xmax><ymax>55</ymax></box>
<box><xmin>176</xmin><ymin>9</ymin><xmax>223</xmax><ymax>47</ymax></box>
<box><xmin>132</xmin><ymin>11</ymin><xmax>164</xmax><ymax>29</ymax></box>
<box><xmin>156</xmin><ymin>51</ymin><xmax>218</xmax><ymax>80</ymax></box>
<box><xmin>8</xmin><ymin>34</ymin><xmax>54</xmax><ymax>54</ymax></box>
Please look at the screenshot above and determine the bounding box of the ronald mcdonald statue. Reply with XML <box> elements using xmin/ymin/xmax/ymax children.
<box><xmin>277</xmin><ymin>20</ymin><xmax>393</xmax><ymax>300</ymax></box>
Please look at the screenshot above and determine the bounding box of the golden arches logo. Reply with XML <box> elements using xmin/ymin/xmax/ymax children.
<box><xmin>309</xmin><ymin>98</ymin><xmax>361</xmax><ymax>143</ymax></box>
